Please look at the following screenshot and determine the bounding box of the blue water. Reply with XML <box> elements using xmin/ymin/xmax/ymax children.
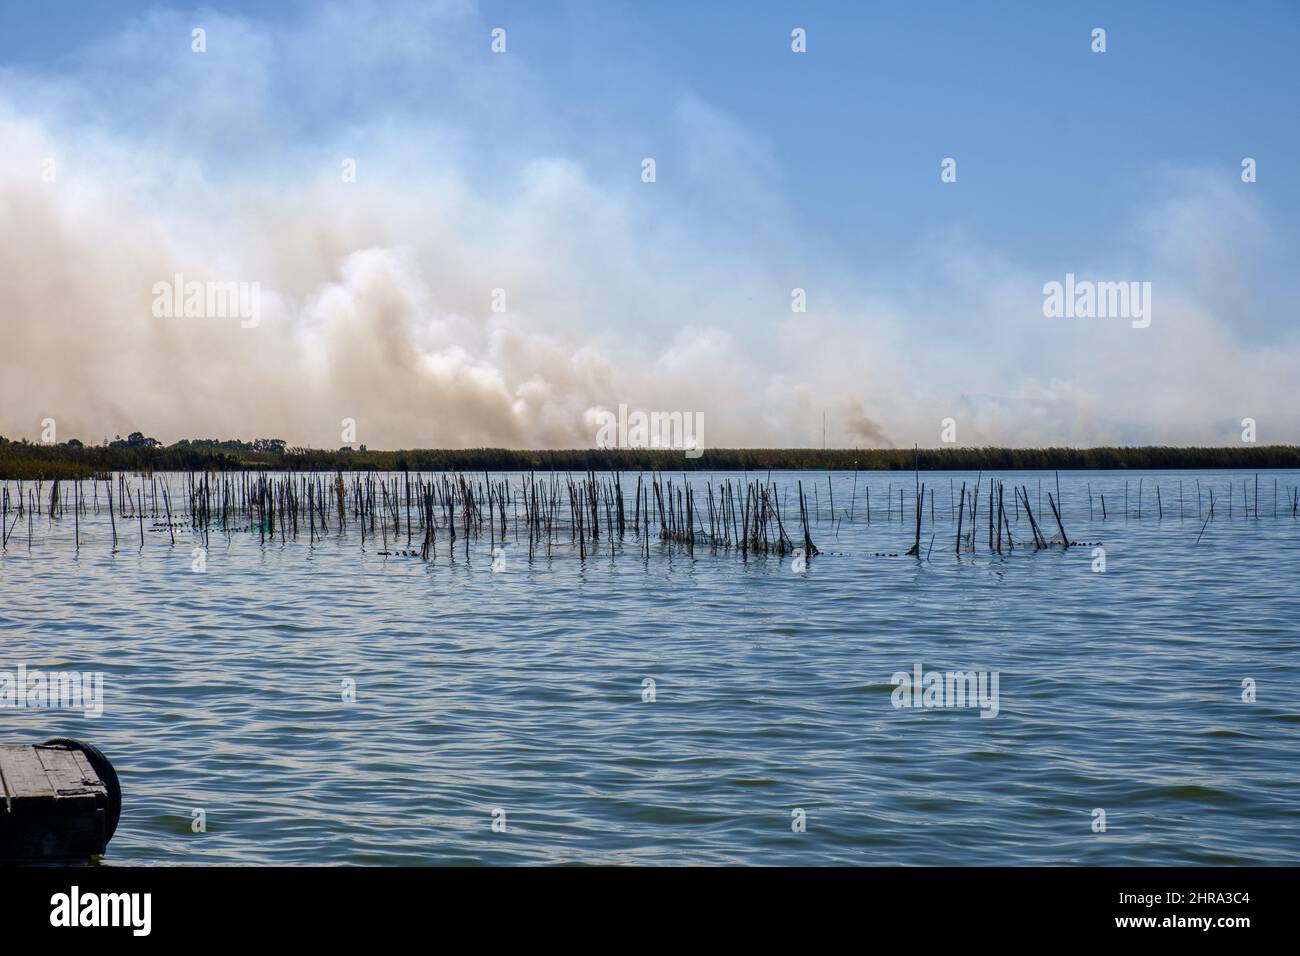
<box><xmin>3</xmin><ymin>469</ymin><xmax>1299</xmax><ymax>865</ymax></box>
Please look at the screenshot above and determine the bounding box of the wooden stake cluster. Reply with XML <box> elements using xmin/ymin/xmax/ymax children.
<box><xmin>0</xmin><ymin>469</ymin><xmax>826</xmax><ymax>564</ymax></box>
<box><xmin>4</xmin><ymin>468</ymin><xmax>1296</xmax><ymax>560</ymax></box>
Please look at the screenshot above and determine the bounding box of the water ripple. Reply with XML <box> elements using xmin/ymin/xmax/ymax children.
<box><xmin>2</xmin><ymin>468</ymin><xmax>1298</xmax><ymax>865</ymax></box>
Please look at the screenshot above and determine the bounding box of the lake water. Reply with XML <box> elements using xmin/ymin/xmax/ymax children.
<box><xmin>3</xmin><ymin>469</ymin><xmax>1299</xmax><ymax>865</ymax></box>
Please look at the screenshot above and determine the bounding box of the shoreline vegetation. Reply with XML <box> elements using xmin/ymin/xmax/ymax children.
<box><xmin>2</xmin><ymin>435</ymin><xmax>1300</xmax><ymax>479</ymax></box>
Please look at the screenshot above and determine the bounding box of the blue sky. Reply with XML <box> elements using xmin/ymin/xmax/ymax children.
<box><xmin>6</xmin><ymin>1</ymin><xmax>1297</xmax><ymax>268</ymax></box>
<box><xmin>1</xmin><ymin>1</ymin><xmax>1297</xmax><ymax>447</ymax></box>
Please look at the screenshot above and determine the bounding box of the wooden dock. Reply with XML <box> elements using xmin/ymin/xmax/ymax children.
<box><xmin>0</xmin><ymin>740</ymin><xmax>119</xmax><ymax>863</ymax></box>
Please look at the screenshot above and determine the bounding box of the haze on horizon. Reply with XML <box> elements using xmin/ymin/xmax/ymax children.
<box><xmin>2</xmin><ymin>1</ymin><xmax>1298</xmax><ymax>451</ymax></box>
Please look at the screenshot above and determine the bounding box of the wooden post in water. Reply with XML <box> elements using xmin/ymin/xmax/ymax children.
<box><xmin>1196</xmin><ymin>489</ymin><xmax>1216</xmax><ymax>544</ymax></box>
<box><xmin>106</xmin><ymin>481</ymin><xmax>117</xmax><ymax>550</ymax></box>
<box><xmin>955</xmin><ymin>481</ymin><xmax>966</xmax><ymax>557</ymax></box>
<box><xmin>906</xmin><ymin>482</ymin><xmax>923</xmax><ymax>557</ymax></box>
<box><xmin>1047</xmin><ymin>492</ymin><xmax>1069</xmax><ymax>548</ymax></box>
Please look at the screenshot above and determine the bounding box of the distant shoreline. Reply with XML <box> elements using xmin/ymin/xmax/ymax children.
<box><xmin>3</xmin><ymin>440</ymin><xmax>1299</xmax><ymax>479</ymax></box>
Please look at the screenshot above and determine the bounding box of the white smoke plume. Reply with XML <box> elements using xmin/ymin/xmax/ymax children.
<box><xmin>1</xmin><ymin>3</ymin><xmax>1296</xmax><ymax>449</ymax></box>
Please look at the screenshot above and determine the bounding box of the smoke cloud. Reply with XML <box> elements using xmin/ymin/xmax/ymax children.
<box><xmin>1</xmin><ymin>3</ymin><xmax>1296</xmax><ymax>450</ymax></box>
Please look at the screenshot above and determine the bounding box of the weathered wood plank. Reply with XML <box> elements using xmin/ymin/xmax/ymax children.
<box><xmin>36</xmin><ymin>747</ymin><xmax>102</xmax><ymax>807</ymax></box>
<box><xmin>37</xmin><ymin>747</ymin><xmax>95</xmax><ymax>792</ymax></box>
<box><xmin>0</xmin><ymin>746</ymin><xmax>56</xmax><ymax>799</ymax></box>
